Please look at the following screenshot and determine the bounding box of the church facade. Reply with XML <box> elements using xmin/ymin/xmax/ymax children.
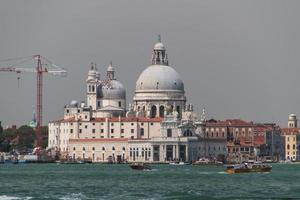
<box><xmin>48</xmin><ymin>38</ymin><xmax>227</xmax><ymax>163</ymax></box>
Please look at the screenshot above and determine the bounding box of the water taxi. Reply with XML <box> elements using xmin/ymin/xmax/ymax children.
<box><xmin>225</xmin><ymin>162</ymin><xmax>272</xmax><ymax>174</ymax></box>
<box><xmin>129</xmin><ymin>162</ymin><xmax>151</xmax><ymax>170</ymax></box>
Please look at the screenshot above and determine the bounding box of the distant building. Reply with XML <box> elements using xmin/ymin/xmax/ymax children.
<box><xmin>261</xmin><ymin>124</ymin><xmax>284</xmax><ymax>161</ymax></box>
<box><xmin>281</xmin><ymin>114</ymin><xmax>300</xmax><ymax>161</ymax></box>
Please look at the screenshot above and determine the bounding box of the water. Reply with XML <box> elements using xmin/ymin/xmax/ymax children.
<box><xmin>0</xmin><ymin>163</ymin><xmax>299</xmax><ymax>199</ymax></box>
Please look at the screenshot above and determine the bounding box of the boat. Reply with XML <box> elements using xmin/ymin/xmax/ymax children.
<box><xmin>225</xmin><ymin>162</ymin><xmax>272</xmax><ymax>174</ymax></box>
<box><xmin>169</xmin><ymin>161</ymin><xmax>189</xmax><ymax>165</ymax></box>
<box><xmin>193</xmin><ymin>158</ymin><xmax>223</xmax><ymax>166</ymax></box>
<box><xmin>129</xmin><ymin>162</ymin><xmax>151</xmax><ymax>170</ymax></box>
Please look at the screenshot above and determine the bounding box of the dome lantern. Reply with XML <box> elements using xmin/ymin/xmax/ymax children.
<box><xmin>107</xmin><ymin>61</ymin><xmax>115</xmax><ymax>80</ymax></box>
<box><xmin>151</xmin><ymin>35</ymin><xmax>168</xmax><ymax>66</ymax></box>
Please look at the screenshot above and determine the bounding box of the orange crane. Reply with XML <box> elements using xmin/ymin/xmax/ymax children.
<box><xmin>0</xmin><ymin>55</ymin><xmax>67</xmax><ymax>147</ymax></box>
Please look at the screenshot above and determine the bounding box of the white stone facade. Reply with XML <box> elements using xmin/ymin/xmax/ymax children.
<box><xmin>48</xmin><ymin>38</ymin><xmax>227</xmax><ymax>163</ymax></box>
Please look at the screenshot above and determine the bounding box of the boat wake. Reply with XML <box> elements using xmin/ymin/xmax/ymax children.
<box><xmin>0</xmin><ymin>195</ymin><xmax>32</xmax><ymax>200</ymax></box>
<box><xmin>59</xmin><ymin>193</ymin><xmax>88</xmax><ymax>200</ymax></box>
<box><xmin>143</xmin><ymin>168</ymin><xmax>158</xmax><ymax>172</ymax></box>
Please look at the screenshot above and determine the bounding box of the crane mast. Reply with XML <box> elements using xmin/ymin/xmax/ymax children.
<box><xmin>36</xmin><ymin>55</ymin><xmax>43</xmax><ymax>147</ymax></box>
<box><xmin>0</xmin><ymin>55</ymin><xmax>66</xmax><ymax>148</ymax></box>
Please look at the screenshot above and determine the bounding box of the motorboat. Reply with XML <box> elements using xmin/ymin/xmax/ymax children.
<box><xmin>193</xmin><ymin>158</ymin><xmax>222</xmax><ymax>165</ymax></box>
<box><xmin>225</xmin><ymin>162</ymin><xmax>272</xmax><ymax>174</ymax></box>
<box><xmin>169</xmin><ymin>161</ymin><xmax>189</xmax><ymax>165</ymax></box>
<box><xmin>129</xmin><ymin>162</ymin><xmax>151</xmax><ymax>170</ymax></box>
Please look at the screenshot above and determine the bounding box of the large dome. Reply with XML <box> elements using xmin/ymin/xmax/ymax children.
<box><xmin>136</xmin><ymin>64</ymin><xmax>184</xmax><ymax>92</ymax></box>
<box><xmin>98</xmin><ymin>80</ymin><xmax>126</xmax><ymax>99</ymax></box>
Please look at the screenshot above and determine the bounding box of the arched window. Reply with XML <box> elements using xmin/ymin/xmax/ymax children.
<box><xmin>92</xmin><ymin>147</ymin><xmax>95</xmax><ymax>151</ymax></box>
<box><xmin>112</xmin><ymin>147</ymin><xmax>115</xmax><ymax>151</ymax></box>
<box><xmin>88</xmin><ymin>85</ymin><xmax>91</xmax><ymax>92</ymax></box>
<box><xmin>92</xmin><ymin>85</ymin><xmax>95</xmax><ymax>92</ymax></box>
<box><xmin>73</xmin><ymin>147</ymin><xmax>76</xmax><ymax>151</ymax></box>
<box><xmin>287</xmin><ymin>144</ymin><xmax>290</xmax><ymax>150</ymax></box>
<box><xmin>293</xmin><ymin>144</ymin><xmax>295</xmax><ymax>149</ymax></box>
<box><xmin>140</xmin><ymin>128</ymin><xmax>144</xmax><ymax>136</ymax></box>
<box><xmin>176</xmin><ymin>106</ymin><xmax>180</xmax><ymax>114</ymax></box>
<box><xmin>122</xmin><ymin>147</ymin><xmax>125</xmax><ymax>151</ymax></box>
<box><xmin>82</xmin><ymin>147</ymin><xmax>85</xmax><ymax>151</ymax></box>
<box><xmin>151</xmin><ymin>105</ymin><xmax>157</xmax><ymax>118</ymax></box>
<box><xmin>159</xmin><ymin>105</ymin><xmax>165</xmax><ymax>117</ymax></box>
<box><xmin>102</xmin><ymin>147</ymin><xmax>105</xmax><ymax>151</ymax></box>
<box><xmin>184</xmin><ymin>130</ymin><xmax>193</xmax><ymax>137</ymax></box>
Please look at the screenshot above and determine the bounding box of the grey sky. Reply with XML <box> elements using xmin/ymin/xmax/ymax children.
<box><xmin>0</xmin><ymin>0</ymin><xmax>299</xmax><ymax>127</ymax></box>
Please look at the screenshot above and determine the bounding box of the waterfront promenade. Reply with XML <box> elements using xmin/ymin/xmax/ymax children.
<box><xmin>0</xmin><ymin>163</ymin><xmax>299</xmax><ymax>199</ymax></box>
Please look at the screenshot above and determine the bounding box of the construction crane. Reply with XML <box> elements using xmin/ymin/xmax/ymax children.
<box><xmin>0</xmin><ymin>54</ymin><xmax>67</xmax><ymax>147</ymax></box>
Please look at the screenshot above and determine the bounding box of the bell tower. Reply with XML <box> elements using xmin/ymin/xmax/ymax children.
<box><xmin>288</xmin><ymin>114</ymin><xmax>297</xmax><ymax>128</ymax></box>
<box><xmin>86</xmin><ymin>63</ymin><xmax>99</xmax><ymax>110</ymax></box>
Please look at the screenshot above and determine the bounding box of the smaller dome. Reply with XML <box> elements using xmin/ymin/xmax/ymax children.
<box><xmin>154</xmin><ymin>42</ymin><xmax>165</xmax><ymax>50</ymax></box>
<box><xmin>70</xmin><ymin>100</ymin><xmax>78</xmax><ymax>107</ymax></box>
<box><xmin>88</xmin><ymin>69</ymin><xmax>97</xmax><ymax>76</ymax></box>
<box><xmin>289</xmin><ymin>114</ymin><xmax>297</xmax><ymax>120</ymax></box>
<box><xmin>98</xmin><ymin>80</ymin><xmax>126</xmax><ymax>99</ymax></box>
<box><xmin>107</xmin><ymin>64</ymin><xmax>115</xmax><ymax>72</ymax></box>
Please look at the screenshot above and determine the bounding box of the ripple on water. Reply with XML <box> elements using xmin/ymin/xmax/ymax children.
<box><xmin>0</xmin><ymin>164</ymin><xmax>299</xmax><ymax>199</ymax></box>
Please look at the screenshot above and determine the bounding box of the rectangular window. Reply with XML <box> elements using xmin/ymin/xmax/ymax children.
<box><xmin>92</xmin><ymin>129</ymin><xmax>95</xmax><ymax>133</ymax></box>
<box><xmin>79</xmin><ymin>129</ymin><xmax>82</xmax><ymax>133</ymax></box>
<box><xmin>151</xmin><ymin>123</ymin><xmax>154</xmax><ymax>126</ymax></box>
<box><xmin>140</xmin><ymin>128</ymin><xmax>144</xmax><ymax>136</ymax></box>
<box><xmin>111</xmin><ymin>129</ymin><xmax>114</xmax><ymax>134</ymax></box>
<box><xmin>118</xmin><ymin>101</ymin><xmax>121</xmax><ymax>107</ymax></box>
<box><xmin>121</xmin><ymin>136</ymin><xmax>124</xmax><ymax>138</ymax></box>
<box><xmin>93</xmin><ymin>123</ymin><xmax>95</xmax><ymax>126</ymax></box>
<box><xmin>131</xmin><ymin>123</ymin><xmax>134</xmax><ymax>126</ymax></box>
<box><xmin>131</xmin><ymin>129</ymin><xmax>134</xmax><ymax>134</ymax></box>
<box><xmin>70</xmin><ymin>129</ymin><xmax>73</xmax><ymax>133</ymax></box>
<box><xmin>101</xmin><ymin>136</ymin><xmax>104</xmax><ymax>138</ymax></box>
<box><xmin>167</xmin><ymin>129</ymin><xmax>172</xmax><ymax>137</ymax></box>
<box><xmin>111</xmin><ymin>123</ymin><xmax>114</xmax><ymax>126</ymax></box>
<box><xmin>85</xmin><ymin>125</ymin><xmax>88</xmax><ymax>129</ymax></box>
<box><xmin>101</xmin><ymin>129</ymin><xmax>104</xmax><ymax>133</ymax></box>
<box><xmin>111</xmin><ymin>136</ymin><xmax>114</xmax><ymax>138</ymax></box>
<box><xmin>121</xmin><ymin>123</ymin><xmax>124</xmax><ymax>126</ymax></box>
<box><xmin>121</xmin><ymin>129</ymin><xmax>124</xmax><ymax>133</ymax></box>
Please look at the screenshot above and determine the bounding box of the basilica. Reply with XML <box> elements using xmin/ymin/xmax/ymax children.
<box><xmin>48</xmin><ymin>37</ymin><xmax>227</xmax><ymax>163</ymax></box>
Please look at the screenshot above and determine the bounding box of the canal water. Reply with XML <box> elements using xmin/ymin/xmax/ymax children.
<box><xmin>0</xmin><ymin>163</ymin><xmax>299</xmax><ymax>199</ymax></box>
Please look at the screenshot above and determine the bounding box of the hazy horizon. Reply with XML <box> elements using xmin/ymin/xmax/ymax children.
<box><xmin>1</xmin><ymin>0</ymin><xmax>300</xmax><ymax>127</ymax></box>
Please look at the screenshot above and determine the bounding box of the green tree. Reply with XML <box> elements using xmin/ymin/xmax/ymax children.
<box><xmin>41</xmin><ymin>126</ymin><xmax>49</xmax><ymax>149</ymax></box>
<box><xmin>0</xmin><ymin>128</ymin><xmax>17</xmax><ymax>152</ymax></box>
<box><xmin>13</xmin><ymin>125</ymin><xmax>35</xmax><ymax>152</ymax></box>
